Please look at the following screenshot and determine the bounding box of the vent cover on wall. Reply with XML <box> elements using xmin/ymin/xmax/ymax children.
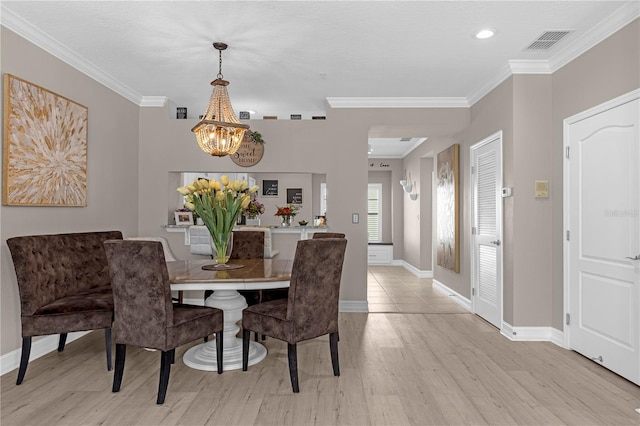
<box><xmin>525</xmin><ymin>30</ymin><xmax>573</xmax><ymax>50</ymax></box>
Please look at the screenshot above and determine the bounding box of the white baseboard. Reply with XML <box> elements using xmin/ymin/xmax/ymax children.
<box><xmin>501</xmin><ymin>322</ymin><xmax>565</xmax><ymax>346</ymax></box>
<box><xmin>186</xmin><ymin>296</ymin><xmax>368</xmax><ymax>313</ymax></box>
<box><xmin>401</xmin><ymin>261</ymin><xmax>433</xmax><ymax>278</ymax></box>
<box><xmin>339</xmin><ymin>300</ymin><xmax>369</xmax><ymax>313</ymax></box>
<box><xmin>0</xmin><ymin>331</ymin><xmax>90</xmax><ymax>376</ymax></box>
<box><xmin>432</xmin><ymin>279</ymin><xmax>472</xmax><ymax>312</ymax></box>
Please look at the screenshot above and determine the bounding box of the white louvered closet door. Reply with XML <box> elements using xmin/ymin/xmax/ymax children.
<box><xmin>471</xmin><ymin>132</ymin><xmax>503</xmax><ymax>329</ymax></box>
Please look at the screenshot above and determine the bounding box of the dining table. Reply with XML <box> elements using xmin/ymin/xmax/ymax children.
<box><xmin>167</xmin><ymin>258</ymin><xmax>293</xmax><ymax>371</ymax></box>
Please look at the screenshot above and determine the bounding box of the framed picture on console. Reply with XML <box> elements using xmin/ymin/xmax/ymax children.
<box><xmin>174</xmin><ymin>211</ymin><xmax>194</xmax><ymax>226</ymax></box>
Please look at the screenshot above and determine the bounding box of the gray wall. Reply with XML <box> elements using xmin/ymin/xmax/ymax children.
<box><xmin>0</xmin><ymin>27</ymin><xmax>140</xmax><ymax>355</ymax></box>
<box><xmin>550</xmin><ymin>19</ymin><xmax>640</xmax><ymax>329</ymax></box>
<box><xmin>1</xmin><ymin>19</ymin><xmax>637</xmax><ymax>359</ymax></box>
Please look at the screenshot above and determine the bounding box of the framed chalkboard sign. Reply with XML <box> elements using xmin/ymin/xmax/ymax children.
<box><xmin>287</xmin><ymin>188</ymin><xmax>303</xmax><ymax>204</ymax></box>
<box><xmin>262</xmin><ymin>180</ymin><xmax>278</xmax><ymax>196</ymax></box>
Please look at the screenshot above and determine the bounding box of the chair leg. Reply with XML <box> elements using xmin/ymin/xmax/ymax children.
<box><xmin>242</xmin><ymin>329</ymin><xmax>250</xmax><ymax>371</ymax></box>
<box><xmin>16</xmin><ymin>337</ymin><xmax>32</xmax><ymax>385</ymax></box>
<box><xmin>104</xmin><ymin>328</ymin><xmax>112</xmax><ymax>371</ymax></box>
<box><xmin>330</xmin><ymin>332</ymin><xmax>340</xmax><ymax>376</ymax></box>
<box><xmin>204</xmin><ymin>335</ymin><xmax>209</xmax><ymax>342</ymax></box>
<box><xmin>178</xmin><ymin>290</ymin><xmax>184</xmax><ymax>304</ymax></box>
<box><xmin>112</xmin><ymin>344</ymin><xmax>126</xmax><ymax>393</ymax></box>
<box><xmin>58</xmin><ymin>333</ymin><xmax>68</xmax><ymax>352</ymax></box>
<box><xmin>170</xmin><ymin>348</ymin><xmax>176</xmax><ymax>364</ymax></box>
<box><xmin>254</xmin><ymin>332</ymin><xmax>258</xmax><ymax>342</ymax></box>
<box><xmin>157</xmin><ymin>350</ymin><xmax>173</xmax><ymax>404</ymax></box>
<box><xmin>215</xmin><ymin>331</ymin><xmax>224</xmax><ymax>374</ymax></box>
<box><xmin>287</xmin><ymin>343</ymin><xmax>300</xmax><ymax>393</ymax></box>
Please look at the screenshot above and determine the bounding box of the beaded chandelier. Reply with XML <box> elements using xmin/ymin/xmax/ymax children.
<box><xmin>192</xmin><ymin>42</ymin><xmax>249</xmax><ymax>157</ymax></box>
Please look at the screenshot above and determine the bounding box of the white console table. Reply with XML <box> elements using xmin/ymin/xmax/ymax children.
<box><xmin>165</xmin><ymin>224</ymin><xmax>327</xmax><ymax>246</ymax></box>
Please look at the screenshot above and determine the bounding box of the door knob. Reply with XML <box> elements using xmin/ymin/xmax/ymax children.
<box><xmin>490</xmin><ymin>240</ymin><xmax>501</xmax><ymax>246</ymax></box>
<box><xmin>625</xmin><ymin>254</ymin><xmax>640</xmax><ymax>260</ymax></box>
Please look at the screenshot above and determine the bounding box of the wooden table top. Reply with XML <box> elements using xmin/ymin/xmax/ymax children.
<box><xmin>167</xmin><ymin>258</ymin><xmax>293</xmax><ymax>291</ymax></box>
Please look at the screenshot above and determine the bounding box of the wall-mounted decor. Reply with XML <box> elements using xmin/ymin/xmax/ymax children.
<box><xmin>286</xmin><ymin>188</ymin><xmax>303</xmax><ymax>205</ymax></box>
<box><xmin>436</xmin><ymin>144</ymin><xmax>460</xmax><ymax>272</ymax></box>
<box><xmin>3</xmin><ymin>74</ymin><xmax>88</xmax><ymax>206</ymax></box>
<box><xmin>231</xmin><ymin>131</ymin><xmax>264</xmax><ymax>167</ymax></box>
<box><xmin>262</xmin><ymin>180</ymin><xmax>278</xmax><ymax>196</ymax></box>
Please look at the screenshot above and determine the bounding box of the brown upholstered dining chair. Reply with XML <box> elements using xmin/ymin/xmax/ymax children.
<box><xmin>260</xmin><ymin>231</ymin><xmax>345</xmax><ymax>304</ymax></box>
<box><xmin>203</xmin><ymin>230</ymin><xmax>265</xmax><ymax>305</ymax></box>
<box><xmin>7</xmin><ymin>231</ymin><xmax>122</xmax><ymax>385</ymax></box>
<box><xmin>312</xmin><ymin>232</ymin><xmax>346</xmax><ymax>239</ymax></box>
<box><xmin>104</xmin><ymin>240</ymin><xmax>224</xmax><ymax>404</ymax></box>
<box><xmin>242</xmin><ymin>238</ymin><xmax>347</xmax><ymax>393</ymax></box>
<box><xmin>232</xmin><ymin>230</ymin><xmax>265</xmax><ymax>307</ymax></box>
<box><xmin>125</xmin><ymin>236</ymin><xmax>183</xmax><ymax>303</ymax></box>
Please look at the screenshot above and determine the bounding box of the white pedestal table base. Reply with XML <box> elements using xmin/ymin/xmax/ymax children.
<box><xmin>183</xmin><ymin>289</ymin><xmax>266</xmax><ymax>371</ymax></box>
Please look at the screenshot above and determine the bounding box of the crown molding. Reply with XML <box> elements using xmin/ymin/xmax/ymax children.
<box><xmin>326</xmin><ymin>97</ymin><xmax>470</xmax><ymax>109</ymax></box>
<box><xmin>2</xmin><ymin>1</ymin><xmax>637</xmax><ymax>113</ymax></box>
<box><xmin>467</xmin><ymin>62</ymin><xmax>513</xmax><ymax>106</ymax></box>
<box><xmin>548</xmin><ymin>1</ymin><xmax>640</xmax><ymax>72</ymax></box>
<box><xmin>509</xmin><ymin>60</ymin><xmax>552</xmax><ymax>74</ymax></box>
<box><xmin>0</xmin><ymin>4</ymin><xmax>143</xmax><ymax>105</ymax></box>
<box><xmin>467</xmin><ymin>1</ymin><xmax>639</xmax><ymax>107</ymax></box>
<box><xmin>140</xmin><ymin>96</ymin><xmax>168</xmax><ymax>107</ymax></box>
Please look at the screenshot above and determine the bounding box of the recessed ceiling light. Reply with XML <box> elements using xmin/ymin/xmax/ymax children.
<box><xmin>475</xmin><ymin>29</ymin><xmax>495</xmax><ymax>39</ymax></box>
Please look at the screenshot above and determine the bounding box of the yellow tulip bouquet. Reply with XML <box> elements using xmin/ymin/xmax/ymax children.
<box><xmin>178</xmin><ymin>176</ymin><xmax>258</xmax><ymax>264</ymax></box>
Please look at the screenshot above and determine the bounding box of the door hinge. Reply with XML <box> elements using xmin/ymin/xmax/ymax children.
<box><xmin>566</xmin><ymin>230</ymin><xmax>570</xmax><ymax>241</ymax></box>
<box><xmin>471</xmin><ymin>166</ymin><xmax>475</xmax><ymax>174</ymax></box>
<box><xmin>566</xmin><ymin>146</ymin><xmax>570</xmax><ymax>159</ymax></box>
<box><xmin>472</xmin><ymin>227</ymin><xmax>476</xmax><ymax>235</ymax></box>
<box><xmin>472</xmin><ymin>287</ymin><xmax>475</xmax><ymax>296</ymax></box>
<box><xmin>566</xmin><ymin>313</ymin><xmax>570</xmax><ymax>325</ymax></box>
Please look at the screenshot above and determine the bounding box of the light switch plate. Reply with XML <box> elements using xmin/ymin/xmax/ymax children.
<box><xmin>352</xmin><ymin>213</ymin><xmax>359</xmax><ymax>224</ymax></box>
<box><xmin>535</xmin><ymin>180</ymin><xmax>549</xmax><ymax>198</ymax></box>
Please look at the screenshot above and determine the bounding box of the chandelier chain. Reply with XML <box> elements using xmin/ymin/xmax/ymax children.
<box><xmin>217</xmin><ymin>48</ymin><xmax>223</xmax><ymax>79</ymax></box>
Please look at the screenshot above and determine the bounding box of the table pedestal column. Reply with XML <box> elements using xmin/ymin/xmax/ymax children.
<box><xmin>183</xmin><ymin>289</ymin><xmax>266</xmax><ymax>371</ymax></box>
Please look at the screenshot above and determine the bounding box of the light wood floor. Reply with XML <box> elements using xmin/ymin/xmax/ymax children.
<box><xmin>2</xmin><ymin>266</ymin><xmax>639</xmax><ymax>425</ymax></box>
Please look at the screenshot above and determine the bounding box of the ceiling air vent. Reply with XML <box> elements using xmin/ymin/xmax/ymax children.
<box><xmin>400</xmin><ymin>137</ymin><xmax>412</xmax><ymax>142</ymax></box>
<box><xmin>525</xmin><ymin>30</ymin><xmax>573</xmax><ymax>51</ymax></box>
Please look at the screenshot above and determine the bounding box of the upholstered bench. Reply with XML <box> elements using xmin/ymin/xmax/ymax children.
<box><xmin>7</xmin><ymin>230</ymin><xmax>123</xmax><ymax>384</ymax></box>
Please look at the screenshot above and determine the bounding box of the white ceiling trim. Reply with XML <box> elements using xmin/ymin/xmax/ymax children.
<box><xmin>2</xmin><ymin>1</ymin><xmax>637</xmax><ymax>113</ymax></box>
<box><xmin>0</xmin><ymin>3</ymin><xmax>143</xmax><ymax>105</ymax></box>
<box><xmin>509</xmin><ymin>60</ymin><xmax>552</xmax><ymax>74</ymax></box>
<box><xmin>327</xmin><ymin>97</ymin><xmax>470</xmax><ymax>109</ymax></box>
<box><xmin>467</xmin><ymin>62</ymin><xmax>513</xmax><ymax>106</ymax></box>
<box><xmin>140</xmin><ymin>96</ymin><xmax>169</xmax><ymax>107</ymax></box>
<box><xmin>468</xmin><ymin>1</ymin><xmax>639</xmax><ymax>106</ymax></box>
<box><xmin>547</xmin><ymin>1</ymin><xmax>640</xmax><ymax>73</ymax></box>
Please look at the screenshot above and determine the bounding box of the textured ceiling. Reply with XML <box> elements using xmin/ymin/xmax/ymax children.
<box><xmin>2</xmin><ymin>1</ymin><xmax>637</xmax><ymax>157</ymax></box>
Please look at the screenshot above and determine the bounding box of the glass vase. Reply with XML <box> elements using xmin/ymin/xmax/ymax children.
<box><xmin>281</xmin><ymin>215</ymin><xmax>293</xmax><ymax>227</ymax></box>
<box><xmin>210</xmin><ymin>232</ymin><xmax>233</xmax><ymax>264</ymax></box>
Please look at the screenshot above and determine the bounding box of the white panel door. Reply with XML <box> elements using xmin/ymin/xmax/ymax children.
<box><xmin>471</xmin><ymin>132</ymin><xmax>503</xmax><ymax>329</ymax></box>
<box><xmin>565</xmin><ymin>92</ymin><xmax>639</xmax><ymax>385</ymax></box>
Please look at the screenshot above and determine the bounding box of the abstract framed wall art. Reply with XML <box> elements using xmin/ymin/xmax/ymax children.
<box><xmin>436</xmin><ymin>143</ymin><xmax>460</xmax><ymax>272</ymax></box>
<box><xmin>3</xmin><ymin>74</ymin><xmax>88</xmax><ymax>206</ymax></box>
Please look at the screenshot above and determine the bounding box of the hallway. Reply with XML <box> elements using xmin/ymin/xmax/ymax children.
<box><xmin>367</xmin><ymin>266</ymin><xmax>468</xmax><ymax>314</ymax></box>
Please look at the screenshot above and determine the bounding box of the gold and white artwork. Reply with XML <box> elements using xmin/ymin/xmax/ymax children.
<box><xmin>3</xmin><ymin>74</ymin><xmax>87</xmax><ymax>206</ymax></box>
<box><xmin>436</xmin><ymin>143</ymin><xmax>460</xmax><ymax>272</ymax></box>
